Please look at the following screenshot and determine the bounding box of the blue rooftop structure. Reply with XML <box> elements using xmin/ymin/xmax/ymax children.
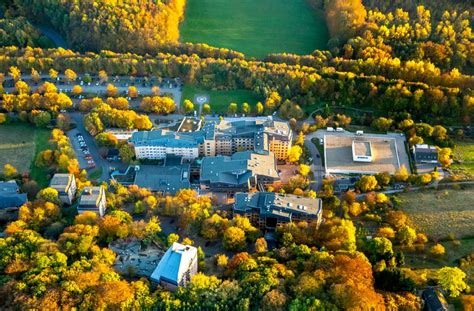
<box><xmin>150</xmin><ymin>243</ymin><xmax>198</xmax><ymax>291</ymax></box>
<box><xmin>0</xmin><ymin>181</ymin><xmax>27</xmax><ymax>209</ymax></box>
<box><xmin>130</xmin><ymin>130</ymin><xmax>202</xmax><ymax>148</ymax></box>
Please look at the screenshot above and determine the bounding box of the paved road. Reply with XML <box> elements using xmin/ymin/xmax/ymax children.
<box><xmin>67</xmin><ymin>112</ymin><xmax>127</xmax><ymax>181</ymax></box>
<box><xmin>304</xmin><ymin>138</ymin><xmax>324</xmax><ymax>190</ymax></box>
<box><xmin>34</xmin><ymin>25</ymin><xmax>68</xmax><ymax>49</ymax></box>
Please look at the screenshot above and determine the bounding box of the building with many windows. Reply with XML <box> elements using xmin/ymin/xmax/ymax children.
<box><xmin>234</xmin><ymin>192</ymin><xmax>323</xmax><ymax>230</ymax></box>
<box><xmin>413</xmin><ymin>144</ymin><xmax>439</xmax><ymax>164</ymax></box>
<box><xmin>129</xmin><ymin>117</ymin><xmax>292</xmax><ymax>161</ymax></box>
<box><xmin>200</xmin><ymin>151</ymin><xmax>280</xmax><ymax>193</ymax></box>
<box><xmin>203</xmin><ymin>117</ymin><xmax>292</xmax><ymax>160</ymax></box>
<box><xmin>130</xmin><ymin>130</ymin><xmax>201</xmax><ymax>160</ymax></box>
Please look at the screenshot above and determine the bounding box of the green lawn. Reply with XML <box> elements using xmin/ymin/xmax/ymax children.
<box><xmin>29</xmin><ymin>128</ymin><xmax>51</xmax><ymax>188</ymax></box>
<box><xmin>451</xmin><ymin>140</ymin><xmax>474</xmax><ymax>176</ymax></box>
<box><xmin>180</xmin><ymin>0</ymin><xmax>329</xmax><ymax>59</ymax></box>
<box><xmin>0</xmin><ymin>123</ymin><xmax>50</xmax><ymax>187</ymax></box>
<box><xmin>401</xmin><ymin>239</ymin><xmax>474</xmax><ymax>287</ymax></box>
<box><xmin>182</xmin><ymin>85</ymin><xmax>262</xmax><ymax>114</ymax></box>
<box><xmin>88</xmin><ymin>167</ymin><xmax>103</xmax><ymax>180</ymax></box>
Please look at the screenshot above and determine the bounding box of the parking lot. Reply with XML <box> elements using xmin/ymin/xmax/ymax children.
<box><xmin>67</xmin><ymin>128</ymin><xmax>97</xmax><ymax>170</ymax></box>
<box><xmin>3</xmin><ymin>75</ymin><xmax>183</xmax><ymax>109</ymax></box>
<box><xmin>67</xmin><ymin>112</ymin><xmax>128</xmax><ymax>181</ymax></box>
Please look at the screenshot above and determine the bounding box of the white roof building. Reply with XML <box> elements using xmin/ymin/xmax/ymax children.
<box><xmin>150</xmin><ymin>243</ymin><xmax>198</xmax><ymax>291</ymax></box>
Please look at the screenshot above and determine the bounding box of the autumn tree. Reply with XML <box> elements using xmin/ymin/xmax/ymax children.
<box><xmin>72</xmin><ymin>85</ymin><xmax>83</xmax><ymax>96</ymax></box>
<box><xmin>48</xmin><ymin>69</ymin><xmax>58</xmax><ymax>80</ymax></box>
<box><xmin>64</xmin><ymin>69</ymin><xmax>77</xmax><ymax>83</ymax></box>
<box><xmin>298</xmin><ymin>164</ymin><xmax>311</xmax><ymax>177</ymax></box>
<box><xmin>287</xmin><ymin>145</ymin><xmax>303</xmax><ymax>163</ymax></box>
<box><xmin>255</xmin><ymin>237</ymin><xmax>268</xmax><ymax>253</ymax></box>
<box><xmin>228</xmin><ymin>103</ymin><xmax>238</xmax><ymax>114</ymax></box>
<box><xmin>358</xmin><ymin>175</ymin><xmax>378</xmax><ymax>192</ymax></box>
<box><xmin>107</xmin><ymin>84</ymin><xmax>118</xmax><ymax>97</ymax></box>
<box><xmin>183</xmin><ymin>99</ymin><xmax>194</xmax><ymax>113</ymax></box>
<box><xmin>437</xmin><ymin>267</ymin><xmax>468</xmax><ymax>297</ymax></box>
<box><xmin>3</xmin><ymin>164</ymin><xmax>18</xmax><ymax>178</ymax></box>
<box><xmin>223</xmin><ymin>226</ymin><xmax>246</xmax><ymax>251</ymax></box>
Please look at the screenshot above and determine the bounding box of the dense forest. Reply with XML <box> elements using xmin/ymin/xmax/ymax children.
<box><xmin>6</xmin><ymin>0</ymin><xmax>186</xmax><ymax>53</ymax></box>
<box><xmin>1</xmin><ymin>46</ymin><xmax>472</xmax><ymax>125</ymax></box>
<box><xmin>0</xmin><ymin>16</ymin><xmax>54</xmax><ymax>48</ymax></box>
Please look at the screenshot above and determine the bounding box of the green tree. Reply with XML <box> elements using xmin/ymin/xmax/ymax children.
<box><xmin>438</xmin><ymin>267</ymin><xmax>468</xmax><ymax>297</ymax></box>
<box><xmin>119</xmin><ymin>144</ymin><xmax>135</xmax><ymax>163</ymax></box>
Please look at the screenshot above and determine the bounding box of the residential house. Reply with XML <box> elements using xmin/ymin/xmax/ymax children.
<box><xmin>150</xmin><ymin>243</ymin><xmax>198</xmax><ymax>291</ymax></box>
<box><xmin>50</xmin><ymin>173</ymin><xmax>77</xmax><ymax>205</ymax></box>
<box><xmin>77</xmin><ymin>186</ymin><xmax>107</xmax><ymax>217</ymax></box>
<box><xmin>234</xmin><ymin>192</ymin><xmax>323</xmax><ymax>230</ymax></box>
<box><xmin>0</xmin><ymin>181</ymin><xmax>27</xmax><ymax>210</ymax></box>
<box><xmin>200</xmin><ymin>151</ymin><xmax>280</xmax><ymax>193</ymax></box>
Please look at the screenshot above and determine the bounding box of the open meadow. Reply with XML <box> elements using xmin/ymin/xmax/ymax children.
<box><xmin>180</xmin><ymin>0</ymin><xmax>329</xmax><ymax>58</ymax></box>
<box><xmin>451</xmin><ymin>140</ymin><xmax>474</xmax><ymax>177</ymax></box>
<box><xmin>0</xmin><ymin>123</ymin><xmax>50</xmax><ymax>186</ymax></box>
<box><xmin>400</xmin><ymin>187</ymin><xmax>474</xmax><ymax>240</ymax></box>
<box><xmin>182</xmin><ymin>86</ymin><xmax>262</xmax><ymax>113</ymax></box>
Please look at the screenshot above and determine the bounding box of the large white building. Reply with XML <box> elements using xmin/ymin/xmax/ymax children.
<box><xmin>130</xmin><ymin>130</ymin><xmax>200</xmax><ymax>160</ymax></box>
<box><xmin>130</xmin><ymin>117</ymin><xmax>293</xmax><ymax>161</ymax></box>
<box><xmin>150</xmin><ymin>242</ymin><xmax>198</xmax><ymax>291</ymax></box>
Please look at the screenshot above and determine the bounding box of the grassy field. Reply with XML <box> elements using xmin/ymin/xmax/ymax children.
<box><xmin>182</xmin><ymin>85</ymin><xmax>262</xmax><ymax>113</ymax></box>
<box><xmin>29</xmin><ymin>128</ymin><xmax>52</xmax><ymax>188</ymax></box>
<box><xmin>399</xmin><ymin>187</ymin><xmax>474</xmax><ymax>240</ymax></box>
<box><xmin>0</xmin><ymin>123</ymin><xmax>49</xmax><ymax>173</ymax></box>
<box><xmin>180</xmin><ymin>0</ymin><xmax>329</xmax><ymax>58</ymax></box>
<box><xmin>451</xmin><ymin>140</ymin><xmax>474</xmax><ymax>176</ymax></box>
<box><xmin>401</xmin><ymin>239</ymin><xmax>474</xmax><ymax>288</ymax></box>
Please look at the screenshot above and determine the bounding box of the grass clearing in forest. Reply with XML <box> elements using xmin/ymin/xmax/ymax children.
<box><xmin>399</xmin><ymin>187</ymin><xmax>474</xmax><ymax>240</ymax></box>
<box><xmin>451</xmin><ymin>140</ymin><xmax>474</xmax><ymax>176</ymax></box>
<box><xmin>0</xmin><ymin>124</ymin><xmax>49</xmax><ymax>177</ymax></box>
<box><xmin>180</xmin><ymin>0</ymin><xmax>329</xmax><ymax>58</ymax></box>
<box><xmin>182</xmin><ymin>85</ymin><xmax>262</xmax><ymax>114</ymax></box>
